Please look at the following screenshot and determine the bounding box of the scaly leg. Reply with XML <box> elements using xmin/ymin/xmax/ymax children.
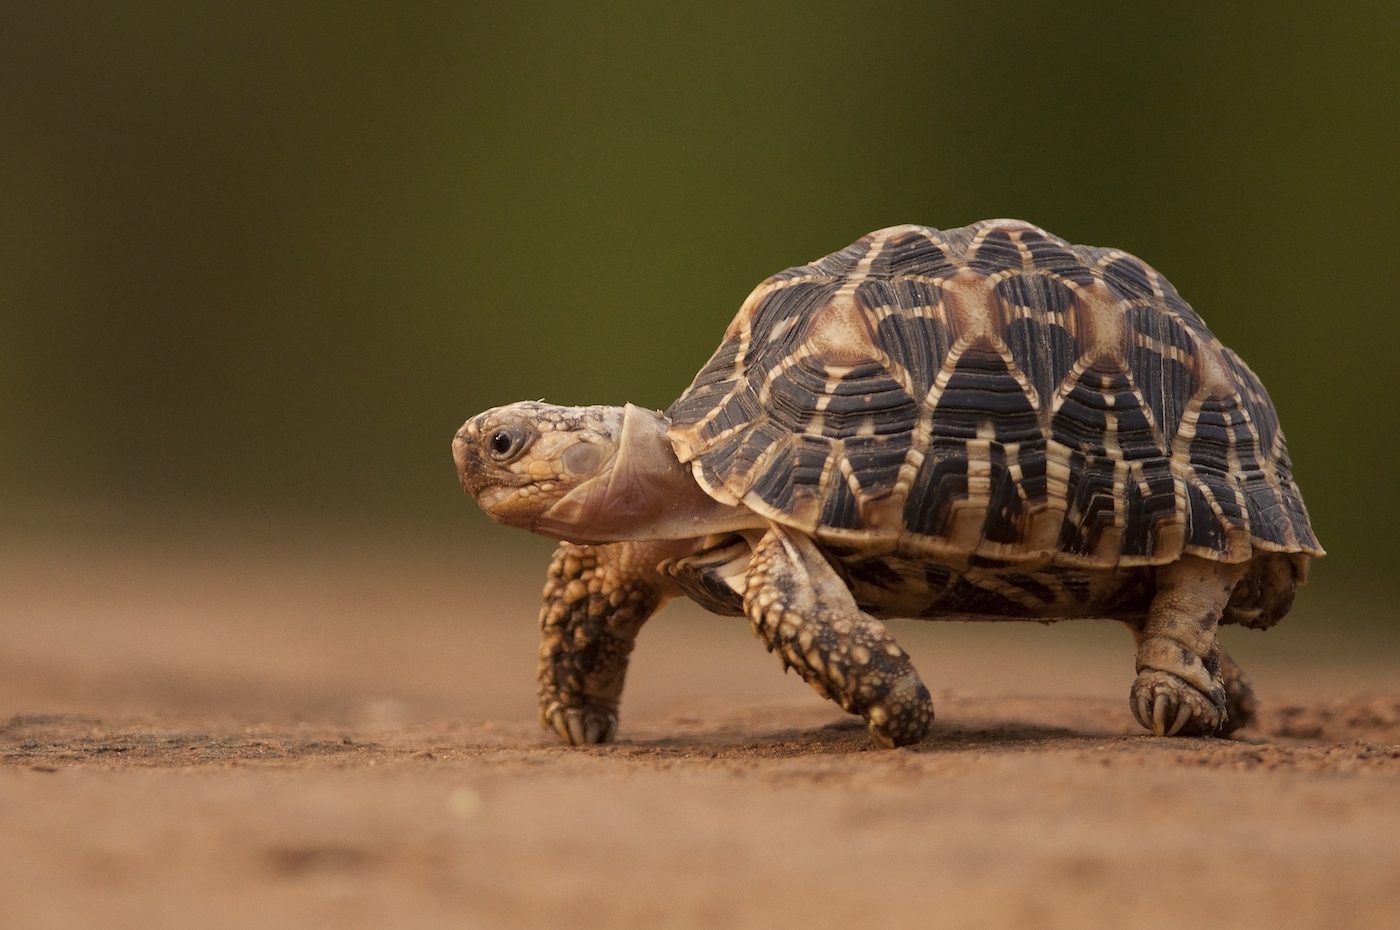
<box><xmin>1125</xmin><ymin>620</ymin><xmax>1259</xmax><ymax>736</ymax></box>
<box><xmin>1217</xmin><ymin>649</ymin><xmax>1258</xmax><ymax>735</ymax></box>
<box><xmin>537</xmin><ymin>540</ymin><xmax>683</xmax><ymax>745</ymax></box>
<box><xmin>743</xmin><ymin>525</ymin><xmax>933</xmax><ymax>748</ymax></box>
<box><xmin>1131</xmin><ymin>555</ymin><xmax>1248</xmax><ymax>736</ymax></box>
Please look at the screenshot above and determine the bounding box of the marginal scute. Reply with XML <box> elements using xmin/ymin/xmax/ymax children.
<box><xmin>820</xmin><ymin>468</ymin><xmax>862</xmax><ymax>530</ymax></box>
<box><xmin>747</xmin><ymin>433</ymin><xmax>830</xmax><ymax>518</ymax></box>
<box><xmin>844</xmin><ymin>432</ymin><xmax>913</xmax><ymax>496</ymax></box>
<box><xmin>666</xmin><ymin>221</ymin><xmax>1322</xmax><ymax>567</ymax></box>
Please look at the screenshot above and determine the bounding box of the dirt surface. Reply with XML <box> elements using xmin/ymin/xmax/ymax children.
<box><xmin>2</xmin><ymin>524</ymin><xmax>1399</xmax><ymax>929</ymax></box>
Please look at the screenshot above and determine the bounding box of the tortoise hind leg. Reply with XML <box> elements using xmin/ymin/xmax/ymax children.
<box><xmin>1217</xmin><ymin>649</ymin><xmax>1258</xmax><ymax>735</ymax></box>
<box><xmin>1130</xmin><ymin>555</ymin><xmax>1250</xmax><ymax>737</ymax></box>
<box><xmin>1125</xmin><ymin>622</ymin><xmax>1258</xmax><ymax>735</ymax></box>
<box><xmin>743</xmin><ymin>525</ymin><xmax>933</xmax><ymax>748</ymax></box>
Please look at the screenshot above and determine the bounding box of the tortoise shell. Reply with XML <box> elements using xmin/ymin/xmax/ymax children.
<box><xmin>666</xmin><ymin>220</ymin><xmax>1322</xmax><ymax>568</ymax></box>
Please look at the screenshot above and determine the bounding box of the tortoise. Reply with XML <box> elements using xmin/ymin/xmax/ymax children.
<box><xmin>453</xmin><ymin>220</ymin><xmax>1322</xmax><ymax>748</ymax></box>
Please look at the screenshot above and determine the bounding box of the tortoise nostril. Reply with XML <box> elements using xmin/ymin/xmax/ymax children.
<box><xmin>451</xmin><ymin>430</ymin><xmax>473</xmax><ymax>472</ymax></box>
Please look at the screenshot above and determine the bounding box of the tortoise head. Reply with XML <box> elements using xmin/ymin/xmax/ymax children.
<box><xmin>454</xmin><ymin>401</ymin><xmax>759</xmax><ymax>544</ymax></box>
<box><xmin>454</xmin><ymin>402</ymin><xmax>626</xmax><ymax>537</ymax></box>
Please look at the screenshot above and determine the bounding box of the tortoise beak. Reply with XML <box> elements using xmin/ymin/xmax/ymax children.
<box><xmin>452</xmin><ymin>419</ymin><xmax>486</xmax><ymax>497</ymax></box>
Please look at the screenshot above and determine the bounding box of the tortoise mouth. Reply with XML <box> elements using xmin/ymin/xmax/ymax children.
<box><xmin>478</xmin><ymin>485</ymin><xmax>535</xmax><ymax>527</ymax></box>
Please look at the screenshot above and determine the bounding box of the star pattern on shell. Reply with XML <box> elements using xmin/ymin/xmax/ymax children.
<box><xmin>666</xmin><ymin>220</ymin><xmax>1321</xmax><ymax>570</ymax></box>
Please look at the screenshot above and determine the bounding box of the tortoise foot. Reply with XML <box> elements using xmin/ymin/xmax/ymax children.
<box><xmin>862</xmin><ymin>673</ymin><xmax>934</xmax><ymax>748</ymax></box>
<box><xmin>1131</xmin><ymin>670</ymin><xmax>1226</xmax><ymax>737</ymax></box>
<box><xmin>1218</xmin><ymin>651</ymin><xmax>1258</xmax><ymax>736</ymax></box>
<box><xmin>543</xmin><ymin>700</ymin><xmax>618</xmax><ymax>746</ymax></box>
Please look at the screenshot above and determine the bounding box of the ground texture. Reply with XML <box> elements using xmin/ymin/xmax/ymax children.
<box><xmin>2</xmin><ymin>526</ymin><xmax>1398</xmax><ymax>929</ymax></box>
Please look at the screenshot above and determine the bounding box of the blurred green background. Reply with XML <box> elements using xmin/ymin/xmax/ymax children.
<box><xmin>0</xmin><ymin>3</ymin><xmax>1396</xmax><ymax>583</ymax></box>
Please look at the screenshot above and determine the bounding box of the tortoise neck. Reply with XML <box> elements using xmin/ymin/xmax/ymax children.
<box><xmin>532</xmin><ymin>404</ymin><xmax>762</xmax><ymax>544</ymax></box>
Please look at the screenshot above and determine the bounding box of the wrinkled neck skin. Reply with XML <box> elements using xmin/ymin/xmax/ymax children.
<box><xmin>532</xmin><ymin>405</ymin><xmax>762</xmax><ymax>545</ymax></box>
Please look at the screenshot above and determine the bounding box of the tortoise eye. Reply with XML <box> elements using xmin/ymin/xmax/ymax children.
<box><xmin>489</xmin><ymin>429</ymin><xmax>518</xmax><ymax>459</ymax></box>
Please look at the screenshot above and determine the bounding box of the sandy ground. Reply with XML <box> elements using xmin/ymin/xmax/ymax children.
<box><xmin>2</xmin><ymin>522</ymin><xmax>1399</xmax><ymax>929</ymax></box>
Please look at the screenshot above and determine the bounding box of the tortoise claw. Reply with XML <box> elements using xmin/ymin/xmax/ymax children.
<box><xmin>543</xmin><ymin>701</ymin><xmax>571</xmax><ymax>743</ymax></box>
<box><xmin>1131</xmin><ymin>669</ymin><xmax>1226</xmax><ymax>737</ymax></box>
<box><xmin>565</xmin><ymin>708</ymin><xmax>587</xmax><ymax>745</ymax></box>
<box><xmin>1152</xmin><ymin>693</ymin><xmax>1170</xmax><ymax>737</ymax></box>
<box><xmin>1146</xmin><ymin>693</ymin><xmax>1192</xmax><ymax>737</ymax></box>
<box><xmin>584</xmin><ymin>713</ymin><xmax>610</xmax><ymax>745</ymax></box>
<box><xmin>543</xmin><ymin>701</ymin><xmax>617</xmax><ymax>746</ymax></box>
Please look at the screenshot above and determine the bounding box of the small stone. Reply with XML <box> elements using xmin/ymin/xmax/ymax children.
<box><xmin>447</xmin><ymin>787</ymin><xmax>482</xmax><ymax>819</ymax></box>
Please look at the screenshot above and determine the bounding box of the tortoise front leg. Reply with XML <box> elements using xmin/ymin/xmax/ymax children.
<box><xmin>743</xmin><ymin>525</ymin><xmax>933</xmax><ymax>748</ymax></box>
<box><xmin>1131</xmin><ymin>555</ymin><xmax>1249</xmax><ymax>736</ymax></box>
<box><xmin>536</xmin><ymin>540</ymin><xmax>681</xmax><ymax>745</ymax></box>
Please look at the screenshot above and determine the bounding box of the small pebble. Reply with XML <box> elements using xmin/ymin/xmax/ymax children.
<box><xmin>448</xmin><ymin>787</ymin><xmax>482</xmax><ymax>819</ymax></box>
